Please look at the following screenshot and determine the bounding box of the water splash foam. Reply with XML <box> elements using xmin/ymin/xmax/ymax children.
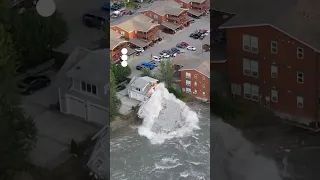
<box><xmin>137</xmin><ymin>83</ymin><xmax>200</xmax><ymax>144</ymax></box>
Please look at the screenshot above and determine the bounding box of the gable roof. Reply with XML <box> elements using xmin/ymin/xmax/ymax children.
<box><xmin>173</xmin><ymin>55</ymin><xmax>210</xmax><ymax>77</ymax></box>
<box><xmin>110</xmin><ymin>29</ymin><xmax>126</xmax><ymax>50</ymax></box>
<box><xmin>113</xmin><ymin>14</ymin><xmax>156</xmax><ymax>32</ymax></box>
<box><xmin>65</xmin><ymin>48</ymin><xmax>110</xmax><ymax>85</ymax></box>
<box><xmin>213</xmin><ymin>0</ymin><xmax>320</xmax><ymax>52</ymax></box>
<box><xmin>144</xmin><ymin>0</ymin><xmax>187</xmax><ymax>16</ymax></box>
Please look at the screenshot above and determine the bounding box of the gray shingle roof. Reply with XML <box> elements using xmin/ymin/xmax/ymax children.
<box><xmin>145</xmin><ymin>0</ymin><xmax>187</xmax><ymax>16</ymax></box>
<box><xmin>173</xmin><ymin>55</ymin><xmax>210</xmax><ymax>77</ymax></box>
<box><xmin>114</xmin><ymin>14</ymin><xmax>156</xmax><ymax>32</ymax></box>
<box><xmin>66</xmin><ymin>48</ymin><xmax>110</xmax><ymax>85</ymax></box>
<box><xmin>213</xmin><ymin>0</ymin><xmax>320</xmax><ymax>51</ymax></box>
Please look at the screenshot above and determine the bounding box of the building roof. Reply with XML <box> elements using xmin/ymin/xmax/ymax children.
<box><xmin>213</xmin><ymin>0</ymin><xmax>320</xmax><ymax>52</ymax></box>
<box><xmin>145</xmin><ymin>0</ymin><xmax>187</xmax><ymax>16</ymax></box>
<box><xmin>173</xmin><ymin>55</ymin><xmax>210</xmax><ymax>77</ymax></box>
<box><xmin>110</xmin><ymin>29</ymin><xmax>126</xmax><ymax>50</ymax></box>
<box><xmin>66</xmin><ymin>48</ymin><xmax>110</xmax><ymax>85</ymax></box>
<box><xmin>114</xmin><ymin>14</ymin><xmax>156</xmax><ymax>32</ymax></box>
<box><xmin>128</xmin><ymin>76</ymin><xmax>157</xmax><ymax>95</ymax></box>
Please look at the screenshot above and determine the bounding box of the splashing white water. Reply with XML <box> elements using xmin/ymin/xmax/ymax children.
<box><xmin>137</xmin><ymin>83</ymin><xmax>200</xmax><ymax>144</ymax></box>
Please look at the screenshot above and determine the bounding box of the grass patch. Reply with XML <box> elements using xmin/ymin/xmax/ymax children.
<box><xmin>125</xmin><ymin>2</ymin><xmax>136</xmax><ymax>8</ymax></box>
<box><xmin>167</xmin><ymin>87</ymin><xmax>188</xmax><ymax>101</ymax></box>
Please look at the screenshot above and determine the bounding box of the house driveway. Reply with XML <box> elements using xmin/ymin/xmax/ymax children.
<box><xmin>127</xmin><ymin>15</ymin><xmax>211</xmax><ymax>78</ymax></box>
<box><xmin>21</xmin><ymin>70</ymin><xmax>99</xmax><ymax>169</ymax></box>
<box><xmin>117</xmin><ymin>89</ymin><xmax>140</xmax><ymax>115</ymax></box>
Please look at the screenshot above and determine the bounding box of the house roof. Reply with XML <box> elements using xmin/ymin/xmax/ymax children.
<box><xmin>128</xmin><ymin>76</ymin><xmax>157</xmax><ymax>95</ymax></box>
<box><xmin>65</xmin><ymin>48</ymin><xmax>110</xmax><ymax>85</ymax></box>
<box><xmin>110</xmin><ymin>29</ymin><xmax>126</xmax><ymax>50</ymax></box>
<box><xmin>145</xmin><ymin>0</ymin><xmax>187</xmax><ymax>16</ymax></box>
<box><xmin>214</xmin><ymin>0</ymin><xmax>320</xmax><ymax>52</ymax></box>
<box><xmin>173</xmin><ymin>55</ymin><xmax>210</xmax><ymax>77</ymax></box>
<box><xmin>114</xmin><ymin>14</ymin><xmax>156</xmax><ymax>32</ymax></box>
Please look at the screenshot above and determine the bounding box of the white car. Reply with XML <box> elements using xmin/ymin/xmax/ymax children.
<box><xmin>171</xmin><ymin>53</ymin><xmax>177</xmax><ymax>57</ymax></box>
<box><xmin>135</xmin><ymin>48</ymin><xmax>144</xmax><ymax>52</ymax></box>
<box><xmin>187</xmin><ymin>46</ymin><xmax>196</xmax><ymax>51</ymax></box>
<box><xmin>162</xmin><ymin>53</ymin><xmax>170</xmax><ymax>58</ymax></box>
<box><xmin>152</xmin><ymin>56</ymin><xmax>161</xmax><ymax>62</ymax></box>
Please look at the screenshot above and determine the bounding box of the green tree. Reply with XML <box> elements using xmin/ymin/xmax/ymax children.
<box><xmin>140</xmin><ymin>67</ymin><xmax>152</xmax><ymax>77</ymax></box>
<box><xmin>158</xmin><ymin>59</ymin><xmax>174</xmax><ymax>87</ymax></box>
<box><xmin>0</xmin><ymin>25</ymin><xmax>37</xmax><ymax>179</ymax></box>
<box><xmin>110</xmin><ymin>57</ymin><xmax>131</xmax><ymax>84</ymax></box>
<box><xmin>109</xmin><ymin>71</ymin><xmax>121</xmax><ymax>117</ymax></box>
<box><xmin>10</xmin><ymin>10</ymin><xmax>68</xmax><ymax>70</ymax></box>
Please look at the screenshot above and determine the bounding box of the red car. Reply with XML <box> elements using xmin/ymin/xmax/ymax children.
<box><xmin>181</xmin><ymin>42</ymin><xmax>189</xmax><ymax>46</ymax></box>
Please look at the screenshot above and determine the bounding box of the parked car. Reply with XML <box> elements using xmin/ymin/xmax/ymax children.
<box><xmin>181</xmin><ymin>42</ymin><xmax>189</xmax><ymax>46</ymax></box>
<box><xmin>136</xmin><ymin>64</ymin><xmax>144</xmax><ymax>70</ymax></box>
<box><xmin>188</xmin><ymin>19</ymin><xmax>195</xmax><ymax>23</ymax></box>
<box><xmin>18</xmin><ymin>76</ymin><xmax>51</xmax><ymax>95</ymax></box>
<box><xmin>187</xmin><ymin>46</ymin><xmax>196</xmax><ymax>51</ymax></box>
<box><xmin>83</xmin><ymin>10</ymin><xmax>108</xmax><ymax>28</ymax></box>
<box><xmin>160</xmin><ymin>53</ymin><xmax>170</xmax><ymax>58</ymax></box>
<box><xmin>171</xmin><ymin>47</ymin><xmax>180</xmax><ymax>54</ymax></box>
<box><xmin>141</xmin><ymin>62</ymin><xmax>155</xmax><ymax>70</ymax></box>
<box><xmin>199</xmin><ymin>34</ymin><xmax>206</xmax><ymax>40</ymax></box>
<box><xmin>135</xmin><ymin>47</ymin><xmax>144</xmax><ymax>52</ymax></box>
<box><xmin>125</xmin><ymin>10</ymin><xmax>134</xmax><ymax>15</ymax></box>
<box><xmin>116</xmin><ymin>84</ymin><xmax>126</xmax><ymax>92</ymax></box>
<box><xmin>176</xmin><ymin>43</ymin><xmax>186</xmax><ymax>48</ymax></box>
<box><xmin>159</xmin><ymin>50</ymin><xmax>167</xmax><ymax>55</ymax></box>
<box><xmin>199</xmin><ymin>29</ymin><xmax>207</xmax><ymax>34</ymax></box>
<box><xmin>152</xmin><ymin>56</ymin><xmax>161</xmax><ymax>62</ymax></box>
<box><xmin>149</xmin><ymin>60</ymin><xmax>158</xmax><ymax>67</ymax></box>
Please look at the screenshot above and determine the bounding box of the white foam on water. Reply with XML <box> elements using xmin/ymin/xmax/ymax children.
<box><xmin>180</xmin><ymin>171</ymin><xmax>190</xmax><ymax>178</ymax></box>
<box><xmin>153</xmin><ymin>157</ymin><xmax>182</xmax><ymax>170</ymax></box>
<box><xmin>137</xmin><ymin>83</ymin><xmax>200</xmax><ymax>144</ymax></box>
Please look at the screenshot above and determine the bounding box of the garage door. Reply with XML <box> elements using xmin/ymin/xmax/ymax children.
<box><xmin>87</xmin><ymin>103</ymin><xmax>109</xmax><ymax>125</ymax></box>
<box><xmin>66</xmin><ymin>96</ymin><xmax>86</xmax><ymax>119</ymax></box>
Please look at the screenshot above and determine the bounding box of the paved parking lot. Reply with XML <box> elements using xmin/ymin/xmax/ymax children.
<box><xmin>21</xmin><ymin>70</ymin><xmax>99</xmax><ymax>169</ymax></box>
<box><xmin>54</xmin><ymin>0</ymin><xmax>106</xmax><ymax>54</ymax></box>
<box><xmin>127</xmin><ymin>15</ymin><xmax>211</xmax><ymax>78</ymax></box>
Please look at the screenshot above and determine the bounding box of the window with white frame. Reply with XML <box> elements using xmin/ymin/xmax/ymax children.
<box><xmin>186</xmin><ymin>72</ymin><xmax>191</xmax><ymax>79</ymax></box>
<box><xmin>271</xmin><ymin>89</ymin><xmax>278</xmax><ymax>103</ymax></box>
<box><xmin>231</xmin><ymin>83</ymin><xmax>241</xmax><ymax>96</ymax></box>
<box><xmin>271</xmin><ymin>65</ymin><xmax>278</xmax><ymax>78</ymax></box>
<box><xmin>202</xmin><ymin>76</ymin><xmax>205</xmax><ymax>80</ymax></box>
<box><xmin>121</xmin><ymin>31</ymin><xmax>124</xmax><ymax>35</ymax></box>
<box><xmin>297</xmin><ymin>72</ymin><xmax>304</xmax><ymax>83</ymax></box>
<box><xmin>203</xmin><ymin>92</ymin><xmax>205</xmax><ymax>96</ymax></box>
<box><xmin>297</xmin><ymin>96</ymin><xmax>304</xmax><ymax>108</ymax></box>
<box><xmin>242</xmin><ymin>34</ymin><xmax>258</xmax><ymax>53</ymax></box>
<box><xmin>297</xmin><ymin>47</ymin><xmax>304</xmax><ymax>59</ymax></box>
<box><xmin>194</xmin><ymin>90</ymin><xmax>197</xmax><ymax>94</ymax></box>
<box><xmin>243</xmin><ymin>58</ymin><xmax>251</xmax><ymax>75</ymax></box>
<box><xmin>154</xmin><ymin>15</ymin><xmax>158</xmax><ymax>19</ymax></box>
<box><xmin>271</xmin><ymin>41</ymin><xmax>278</xmax><ymax>54</ymax></box>
<box><xmin>243</xmin><ymin>83</ymin><xmax>251</xmax><ymax>99</ymax></box>
<box><xmin>186</xmin><ymin>80</ymin><xmax>191</xmax><ymax>86</ymax></box>
<box><xmin>251</xmin><ymin>84</ymin><xmax>259</xmax><ymax>101</ymax></box>
<box><xmin>182</xmin><ymin>88</ymin><xmax>185</xmax><ymax>92</ymax></box>
<box><xmin>202</xmin><ymin>84</ymin><xmax>205</xmax><ymax>88</ymax></box>
<box><xmin>194</xmin><ymin>81</ymin><xmax>197</xmax><ymax>86</ymax></box>
<box><xmin>243</xmin><ymin>58</ymin><xmax>259</xmax><ymax>77</ymax></box>
<box><xmin>250</xmin><ymin>60</ymin><xmax>258</xmax><ymax>77</ymax></box>
<box><xmin>186</xmin><ymin>88</ymin><xmax>191</xmax><ymax>94</ymax></box>
<box><xmin>194</xmin><ymin>74</ymin><xmax>197</xmax><ymax>79</ymax></box>
<box><xmin>81</xmin><ymin>81</ymin><xmax>97</xmax><ymax>95</ymax></box>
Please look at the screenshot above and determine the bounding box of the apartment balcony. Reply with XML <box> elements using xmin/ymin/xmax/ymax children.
<box><xmin>191</xmin><ymin>2</ymin><xmax>207</xmax><ymax>10</ymax></box>
<box><xmin>167</xmin><ymin>14</ymin><xmax>188</xmax><ymax>24</ymax></box>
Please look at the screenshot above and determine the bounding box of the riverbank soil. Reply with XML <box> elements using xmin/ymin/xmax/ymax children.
<box><xmin>225</xmin><ymin>104</ymin><xmax>320</xmax><ymax>180</ymax></box>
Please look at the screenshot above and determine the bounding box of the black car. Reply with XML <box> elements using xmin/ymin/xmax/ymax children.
<box><xmin>18</xmin><ymin>76</ymin><xmax>51</xmax><ymax>95</ymax></box>
<box><xmin>136</xmin><ymin>65</ymin><xmax>143</xmax><ymax>70</ymax></box>
<box><xmin>159</xmin><ymin>50</ymin><xmax>168</xmax><ymax>55</ymax></box>
<box><xmin>149</xmin><ymin>60</ymin><xmax>158</xmax><ymax>67</ymax></box>
<box><xmin>171</xmin><ymin>47</ymin><xmax>180</xmax><ymax>54</ymax></box>
<box><xmin>192</xmin><ymin>33</ymin><xmax>201</xmax><ymax>39</ymax></box>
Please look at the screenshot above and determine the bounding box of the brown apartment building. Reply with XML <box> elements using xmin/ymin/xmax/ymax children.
<box><xmin>110</xmin><ymin>29</ymin><xmax>129</xmax><ymax>63</ymax></box>
<box><xmin>175</xmin><ymin>0</ymin><xmax>210</xmax><ymax>17</ymax></box>
<box><xmin>141</xmin><ymin>0</ymin><xmax>189</xmax><ymax>34</ymax></box>
<box><xmin>173</xmin><ymin>55</ymin><xmax>210</xmax><ymax>101</ymax></box>
<box><xmin>110</xmin><ymin>14</ymin><xmax>160</xmax><ymax>50</ymax></box>
<box><xmin>213</xmin><ymin>0</ymin><xmax>320</xmax><ymax>127</ymax></box>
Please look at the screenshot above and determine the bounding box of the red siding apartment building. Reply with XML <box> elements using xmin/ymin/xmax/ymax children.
<box><xmin>213</xmin><ymin>0</ymin><xmax>320</xmax><ymax>128</ymax></box>
<box><xmin>175</xmin><ymin>0</ymin><xmax>210</xmax><ymax>17</ymax></box>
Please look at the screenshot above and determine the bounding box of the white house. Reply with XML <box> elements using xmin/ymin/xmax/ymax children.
<box><xmin>127</xmin><ymin>76</ymin><xmax>158</xmax><ymax>102</ymax></box>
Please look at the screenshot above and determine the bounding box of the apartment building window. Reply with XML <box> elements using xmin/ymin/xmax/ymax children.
<box><xmin>154</xmin><ymin>15</ymin><xmax>158</xmax><ymax>19</ymax></box>
<box><xmin>120</xmin><ymin>31</ymin><xmax>124</xmax><ymax>35</ymax></box>
<box><xmin>186</xmin><ymin>72</ymin><xmax>191</xmax><ymax>79</ymax></box>
<box><xmin>202</xmin><ymin>76</ymin><xmax>205</xmax><ymax>80</ymax></box>
<box><xmin>242</xmin><ymin>34</ymin><xmax>258</xmax><ymax>53</ymax></box>
<box><xmin>251</xmin><ymin>84</ymin><xmax>259</xmax><ymax>101</ymax></box>
<box><xmin>243</xmin><ymin>58</ymin><xmax>259</xmax><ymax>78</ymax></box>
<box><xmin>271</xmin><ymin>89</ymin><xmax>278</xmax><ymax>103</ymax></box>
<box><xmin>297</xmin><ymin>47</ymin><xmax>304</xmax><ymax>59</ymax></box>
<box><xmin>297</xmin><ymin>72</ymin><xmax>304</xmax><ymax>83</ymax></box>
<box><xmin>271</xmin><ymin>65</ymin><xmax>278</xmax><ymax>78</ymax></box>
<box><xmin>203</xmin><ymin>92</ymin><xmax>206</xmax><ymax>96</ymax></box>
<box><xmin>243</xmin><ymin>83</ymin><xmax>251</xmax><ymax>99</ymax></box>
<box><xmin>243</xmin><ymin>83</ymin><xmax>259</xmax><ymax>101</ymax></box>
<box><xmin>202</xmin><ymin>84</ymin><xmax>205</xmax><ymax>88</ymax></box>
<box><xmin>271</xmin><ymin>41</ymin><xmax>278</xmax><ymax>54</ymax></box>
<box><xmin>186</xmin><ymin>80</ymin><xmax>191</xmax><ymax>86</ymax></box>
<box><xmin>81</xmin><ymin>81</ymin><xmax>97</xmax><ymax>95</ymax></box>
<box><xmin>297</xmin><ymin>96</ymin><xmax>304</xmax><ymax>108</ymax></box>
<box><xmin>186</xmin><ymin>88</ymin><xmax>192</xmax><ymax>94</ymax></box>
<box><xmin>194</xmin><ymin>81</ymin><xmax>197</xmax><ymax>86</ymax></box>
<box><xmin>194</xmin><ymin>90</ymin><xmax>197</xmax><ymax>94</ymax></box>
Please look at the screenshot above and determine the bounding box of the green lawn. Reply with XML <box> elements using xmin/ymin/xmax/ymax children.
<box><xmin>125</xmin><ymin>2</ymin><xmax>137</xmax><ymax>8</ymax></box>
